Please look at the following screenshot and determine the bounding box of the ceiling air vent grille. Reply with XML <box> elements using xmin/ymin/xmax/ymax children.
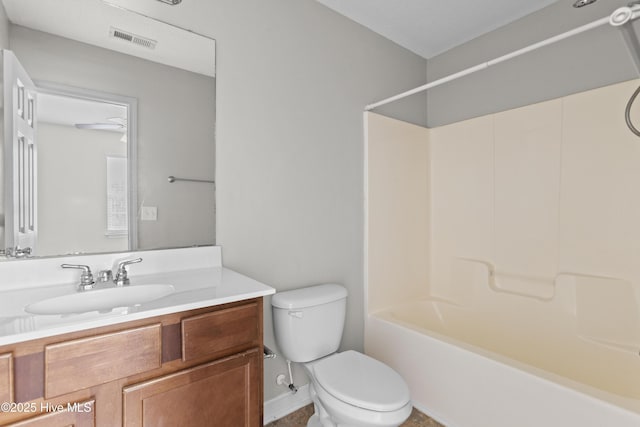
<box><xmin>109</xmin><ymin>27</ymin><xmax>157</xmax><ymax>50</ymax></box>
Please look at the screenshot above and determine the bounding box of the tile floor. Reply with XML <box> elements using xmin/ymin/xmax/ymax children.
<box><xmin>265</xmin><ymin>404</ymin><xmax>444</xmax><ymax>427</ymax></box>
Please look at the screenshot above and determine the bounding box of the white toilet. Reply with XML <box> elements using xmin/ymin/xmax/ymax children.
<box><xmin>271</xmin><ymin>284</ymin><xmax>412</xmax><ymax>427</ymax></box>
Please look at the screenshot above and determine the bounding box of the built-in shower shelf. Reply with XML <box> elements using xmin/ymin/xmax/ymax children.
<box><xmin>451</xmin><ymin>257</ymin><xmax>640</xmax><ymax>348</ymax></box>
<box><xmin>455</xmin><ymin>257</ymin><xmax>556</xmax><ymax>301</ymax></box>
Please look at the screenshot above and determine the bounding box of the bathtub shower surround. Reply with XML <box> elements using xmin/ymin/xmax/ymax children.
<box><xmin>364</xmin><ymin>78</ymin><xmax>640</xmax><ymax>427</ymax></box>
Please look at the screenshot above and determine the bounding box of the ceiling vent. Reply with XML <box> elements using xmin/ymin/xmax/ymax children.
<box><xmin>109</xmin><ymin>27</ymin><xmax>157</xmax><ymax>50</ymax></box>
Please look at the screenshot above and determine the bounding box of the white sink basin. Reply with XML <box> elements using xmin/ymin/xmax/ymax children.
<box><xmin>25</xmin><ymin>284</ymin><xmax>175</xmax><ymax>315</ymax></box>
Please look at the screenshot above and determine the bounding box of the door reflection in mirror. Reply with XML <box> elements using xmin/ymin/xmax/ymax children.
<box><xmin>36</xmin><ymin>86</ymin><xmax>134</xmax><ymax>256</ymax></box>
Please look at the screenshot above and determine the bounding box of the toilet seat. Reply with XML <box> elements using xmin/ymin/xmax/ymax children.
<box><xmin>312</xmin><ymin>350</ymin><xmax>410</xmax><ymax>412</ymax></box>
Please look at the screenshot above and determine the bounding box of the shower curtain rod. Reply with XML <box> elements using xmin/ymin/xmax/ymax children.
<box><xmin>365</xmin><ymin>6</ymin><xmax>640</xmax><ymax>111</ymax></box>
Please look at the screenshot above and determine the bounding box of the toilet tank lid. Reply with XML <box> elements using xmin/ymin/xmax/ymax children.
<box><xmin>271</xmin><ymin>284</ymin><xmax>347</xmax><ymax>309</ymax></box>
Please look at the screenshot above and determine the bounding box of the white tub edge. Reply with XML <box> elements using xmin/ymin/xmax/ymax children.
<box><xmin>365</xmin><ymin>313</ymin><xmax>640</xmax><ymax>427</ymax></box>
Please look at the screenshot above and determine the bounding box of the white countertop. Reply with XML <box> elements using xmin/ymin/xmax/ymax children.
<box><xmin>0</xmin><ymin>247</ymin><xmax>275</xmax><ymax>346</ymax></box>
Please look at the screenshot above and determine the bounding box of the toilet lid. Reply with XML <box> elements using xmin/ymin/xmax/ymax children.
<box><xmin>313</xmin><ymin>351</ymin><xmax>410</xmax><ymax>412</ymax></box>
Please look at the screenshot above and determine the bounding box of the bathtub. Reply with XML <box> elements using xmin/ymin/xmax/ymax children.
<box><xmin>365</xmin><ymin>298</ymin><xmax>640</xmax><ymax>427</ymax></box>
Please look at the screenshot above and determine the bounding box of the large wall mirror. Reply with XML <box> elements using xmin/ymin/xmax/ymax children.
<box><xmin>0</xmin><ymin>0</ymin><xmax>216</xmax><ymax>258</ymax></box>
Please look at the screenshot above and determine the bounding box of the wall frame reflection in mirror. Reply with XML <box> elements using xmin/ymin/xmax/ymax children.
<box><xmin>0</xmin><ymin>0</ymin><xmax>216</xmax><ymax>259</ymax></box>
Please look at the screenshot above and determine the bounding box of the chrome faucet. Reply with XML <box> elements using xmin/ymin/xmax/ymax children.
<box><xmin>61</xmin><ymin>264</ymin><xmax>95</xmax><ymax>291</ymax></box>
<box><xmin>61</xmin><ymin>257</ymin><xmax>143</xmax><ymax>292</ymax></box>
<box><xmin>112</xmin><ymin>257</ymin><xmax>142</xmax><ymax>286</ymax></box>
<box><xmin>3</xmin><ymin>247</ymin><xmax>32</xmax><ymax>258</ymax></box>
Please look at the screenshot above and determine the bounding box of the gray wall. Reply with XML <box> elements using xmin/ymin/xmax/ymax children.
<box><xmin>37</xmin><ymin>123</ymin><xmax>127</xmax><ymax>256</ymax></box>
<box><xmin>0</xmin><ymin>1</ymin><xmax>8</xmax><ymax>50</ymax></box>
<box><xmin>9</xmin><ymin>25</ymin><xmax>216</xmax><ymax>251</ymax></box>
<box><xmin>159</xmin><ymin>0</ymin><xmax>427</xmax><ymax>400</ymax></box>
<box><xmin>0</xmin><ymin>1</ymin><xmax>9</xmax><ymax>247</ymax></box>
<box><xmin>427</xmin><ymin>0</ymin><xmax>640</xmax><ymax>127</ymax></box>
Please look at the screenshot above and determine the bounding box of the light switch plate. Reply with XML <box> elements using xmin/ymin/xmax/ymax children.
<box><xmin>141</xmin><ymin>206</ymin><xmax>158</xmax><ymax>221</ymax></box>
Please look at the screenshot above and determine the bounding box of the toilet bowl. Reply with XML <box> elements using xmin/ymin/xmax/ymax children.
<box><xmin>304</xmin><ymin>351</ymin><xmax>412</xmax><ymax>427</ymax></box>
<box><xmin>271</xmin><ymin>284</ymin><xmax>412</xmax><ymax>427</ymax></box>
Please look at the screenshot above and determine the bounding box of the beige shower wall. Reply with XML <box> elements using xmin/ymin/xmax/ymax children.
<box><xmin>431</xmin><ymin>78</ymin><xmax>640</xmax><ymax>314</ymax></box>
<box><xmin>366</xmin><ymin>112</ymin><xmax>430</xmax><ymax>313</ymax></box>
<box><xmin>368</xmin><ymin>79</ymin><xmax>640</xmax><ymax>335</ymax></box>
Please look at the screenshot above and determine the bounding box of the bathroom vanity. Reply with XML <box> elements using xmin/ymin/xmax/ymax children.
<box><xmin>0</xmin><ymin>247</ymin><xmax>274</xmax><ymax>426</ymax></box>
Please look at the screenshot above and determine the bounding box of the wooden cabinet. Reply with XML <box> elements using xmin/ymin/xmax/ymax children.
<box><xmin>0</xmin><ymin>354</ymin><xmax>12</xmax><ymax>404</ymax></box>
<box><xmin>7</xmin><ymin>400</ymin><xmax>94</xmax><ymax>427</ymax></box>
<box><xmin>182</xmin><ymin>301</ymin><xmax>260</xmax><ymax>362</ymax></box>
<box><xmin>123</xmin><ymin>350</ymin><xmax>261</xmax><ymax>427</ymax></box>
<box><xmin>45</xmin><ymin>324</ymin><xmax>161</xmax><ymax>398</ymax></box>
<box><xmin>0</xmin><ymin>298</ymin><xmax>264</xmax><ymax>427</ymax></box>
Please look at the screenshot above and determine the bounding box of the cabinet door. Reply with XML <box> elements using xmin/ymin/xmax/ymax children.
<box><xmin>123</xmin><ymin>349</ymin><xmax>261</xmax><ymax>427</ymax></box>
<box><xmin>6</xmin><ymin>400</ymin><xmax>94</xmax><ymax>427</ymax></box>
<box><xmin>0</xmin><ymin>353</ymin><xmax>12</xmax><ymax>403</ymax></box>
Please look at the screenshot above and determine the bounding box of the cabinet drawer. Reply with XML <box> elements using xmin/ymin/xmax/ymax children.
<box><xmin>182</xmin><ymin>302</ymin><xmax>259</xmax><ymax>362</ymax></box>
<box><xmin>0</xmin><ymin>353</ymin><xmax>12</xmax><ymax>403</ymax></box>
<box><xmin>45</xmin><ymin>324</ymin><xmax>161</xmax><ymax>398</ymax></box>
<box><xmin>7</xmin><ymin>400</ymin><xmax>94</xmax><ymax>427</ymax></box>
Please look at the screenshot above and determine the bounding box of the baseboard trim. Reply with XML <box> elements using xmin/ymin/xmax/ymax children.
<box><xmin>263</xmin><ymin>383</ymin><xmax>312</xmax><ymax>425</ymax></box>
<box><xmin>411</xmin><ymin>400</ymin><xmax>456</xmax><ymax>427</ymax></box>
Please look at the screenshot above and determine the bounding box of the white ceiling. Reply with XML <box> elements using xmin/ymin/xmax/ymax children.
<box><xmin>2</xmin><ymin>0</ymin><xmax>215</xmax><ymax>76</ymax></box>
<box><xmin>315</xmin><ymin>0</ymin><xmax>559</xmax><ymax>59</ymax></box>
<box><xmin>38</xmin><ymin>92</ymin><xmax>127</xmax><ymax>132</ymax></box>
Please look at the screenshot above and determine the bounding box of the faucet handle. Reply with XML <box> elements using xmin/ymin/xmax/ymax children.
<box><xmin>61</xmin><ymin>264</ymin><xmax>95</xmax><ymax>291</ymax></box>
<box><xmin>113</xmin><ymin>257</ymin><xmax>142</xmax><ymax>286</ymax></box>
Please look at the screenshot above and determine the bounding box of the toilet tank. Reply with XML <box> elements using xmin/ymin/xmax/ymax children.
<box><xmin>271</xmin><ymin>284</ymin><xmax>347</xmax><ymax>363</ymax></box>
